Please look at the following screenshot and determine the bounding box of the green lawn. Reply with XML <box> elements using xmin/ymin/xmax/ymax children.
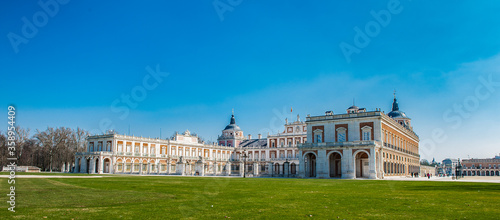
<box><xmin>1</xmin><ymin>176</ymin><xmax>499</xmax><ymax>219</ymax></box>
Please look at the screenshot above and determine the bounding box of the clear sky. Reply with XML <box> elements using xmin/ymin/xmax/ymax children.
<box><xmin>1</xmin><ymin>0</ymin><xmax>500</xmax><ymax>162</ymax></box>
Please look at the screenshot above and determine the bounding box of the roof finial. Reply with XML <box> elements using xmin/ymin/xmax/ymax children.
<box><xmin>393</xmin><ymin>89</ymin><xmax>396</xmax><ymax>99</ymax></box>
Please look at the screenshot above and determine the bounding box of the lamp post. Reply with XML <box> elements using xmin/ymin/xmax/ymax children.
<box><xmin>456</xmin><ymin>158</ymin><xmax>462</xmax><ymax>180</ymax></box>
<box><xmin>242</xmin><ymin>150</ymin><xmax>248</xmax><ymax>178</ymax></box>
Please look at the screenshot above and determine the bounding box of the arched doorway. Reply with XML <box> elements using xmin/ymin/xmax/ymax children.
<box><xmin>274</xmin><ymin>163</ymin><xmax>280</xmax><ymax>175</ymax></box>
<box><xmin>329</xmin><ymin>152</ymin><xmax>342</xmax><ymax>178</ymax></box>
<box><xmin>95</xmin><ymin>158</ymin><xmax>99</xmax><ymax>173</ymax></box>
<box><xmin>304</xmin><ymin>153</ymin><xmax>316</xmax><ymax>177</ymax></box>
<box><xmin>86</xmin><ymin>158</ymin><xmax>90</xmax><ymax>174</ymax></box>
<box><xmin>103</xmin><ymin>158</ymin><xmax>111</xmax><ymax>173</ymax></box>
<box><xmin>290</xmin><ymin>163</ymin><xmax>297</xmax><ymax>174</ymax></box>
<box><xmin>355</xmin><ymin>151</ymin><xmax>369</xmax><ymax>178</ymax></box>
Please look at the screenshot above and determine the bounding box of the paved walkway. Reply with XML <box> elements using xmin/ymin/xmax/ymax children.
<box><xmin>0</xmin><ymin>175</ymin><xmax>105</xmax><ymax>178</ymax></box>
<box><xmin>383</xmin><ymin>176</ymin><xmax>500</xmax><ymax>183</ymax></box>
<box><xmin>1</xmin><ymin>174</ymin><xmax>499</xmax><ymax>182</ymax></box>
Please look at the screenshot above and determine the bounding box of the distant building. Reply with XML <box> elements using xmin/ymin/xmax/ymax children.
<box><xmin>420</xmin><ymin>165</ymin><xmax>436</xmax><ymax>176</ymax></box>
<box><xmin>439</xmin><ymin>158</ymin><xmax>459</xmax><ymax>176</ymax></box>
<box><xmin>461</xmin><ymin>156</ymin><xmax>500</xmax><ymax>176</ymax></box>
<box><xmin>2</xmin><ymin>166</ymin><xmax>41</xmax><ymax>172</ymax></box>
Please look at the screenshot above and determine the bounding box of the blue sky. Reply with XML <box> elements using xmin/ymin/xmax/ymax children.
<box><xmin>1</xmin><ymin>0</ymin><xmax>500</xmax><ymax>161</ymax></box>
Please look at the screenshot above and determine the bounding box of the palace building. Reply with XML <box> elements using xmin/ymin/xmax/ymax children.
<box><xmin>298</xmin><ymin>95</ymin><xmax>420</xmax><ymax>179</ymax></box>
<box><xmin>74</xmin><ymin>113</ymin><xmax>304</xmax><ymax>177</ymax></box>
<box><xmin>461</xmin><ymin>156</ymin><xmax>500</xmax><ymax>177</ymax></box>
<box><xmin>74</xmin><ymin>95</ymin><xmax>419</xmax><ymax>179</ymax></box>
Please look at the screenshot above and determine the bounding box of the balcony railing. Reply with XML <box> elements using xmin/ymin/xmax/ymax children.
<box><xmin>299</xmin><ymin>140</ymin><xmax>380</xmax><ymax>149</ymax></box>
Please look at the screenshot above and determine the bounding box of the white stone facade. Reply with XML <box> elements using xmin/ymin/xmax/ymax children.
<box><xmin>298</xmin><ymin>98</ymin><xmax>420</xmax><ymax>179</ymax></box>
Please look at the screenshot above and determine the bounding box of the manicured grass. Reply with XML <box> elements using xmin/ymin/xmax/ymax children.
<box><xmin>1</xmin><ymin>176</ymin><xmax>499</xmax><ymax>219</ymax></box>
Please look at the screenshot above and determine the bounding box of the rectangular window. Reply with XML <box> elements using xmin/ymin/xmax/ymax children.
<box><xmin>338</xmin><ymin>132</ymin><xmax>346</xmax><ymax>142</ymax></box>
<box><xmin>315</xmin><ymin>134</ymin><xmax>322</xmax><ymax>143</ymax></box>
<box><xmin>362</xmin><ymin>131</ymin><xmax>370</xmax><ymax>141</ymax></box>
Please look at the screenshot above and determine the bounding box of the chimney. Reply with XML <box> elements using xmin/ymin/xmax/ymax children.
<box><xmin>248</xmin><ymin>134</ymin><xmax>252</xmax><ymax>140</ymax></box>
<box><xmin>258</xmin><ymin>134</ymin><xmax>262</xmax><ymax>139</ymax></box>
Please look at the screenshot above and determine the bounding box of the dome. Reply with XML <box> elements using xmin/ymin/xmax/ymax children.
<box><xmin>223</xmin><ymin>114</ymin><xmax>242</xmax><ymax>131</ymax></box>
<box><xmin>388</xmin><ymin>110</ymin><xmax>408</xmax><ymax>118</ymax></box>
<box><xmin>347</xmin><ymin>105</ymin><xmax>359</xmax><ymax>110</ymax></box>
<box><xmin>388</xmin><ymin>97</ymin><xmax>410</xmax><ymax>119</ymax></box>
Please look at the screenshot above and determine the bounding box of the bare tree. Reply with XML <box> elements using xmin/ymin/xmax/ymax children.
<box><xmin>35</xmin><ymin>127</ymin><xmax>73</xmax><ymax>172</ymax></box>
<box><xmin>14</xmin><ymin>126</ymin><xmax>30</xmax><ymax>162</ymax></box>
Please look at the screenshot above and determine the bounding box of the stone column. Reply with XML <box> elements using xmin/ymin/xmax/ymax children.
<box><xmin>139</xmin><ymin>162</ymin><xmax>143</xmax><ymax>174</ymax></box>
<box><xmin>81</xmin><ymin>158</ymin><xmax>87</xmax><ymax>173</ymax></box>
<box><xmin>147</xmin><ymin>162</ymin><xmax>151</xmax><ymax>174</ymax></box>
<box><xmin>239</xmin><ymin>162</ymin><xmax>244</xmax><ymax>177</ymax></box>
<box><xmin>226</xmin><ymin>162</ymin><xmax>231</xmax><ymax>176</ymax></box>
<box><xmin>74</xmin><ymin>157</ymin><xmax>80</xmax><ymax>173</ymax></box>
<box><xmin>98</xmin><ymin>156</ymin><xmax>104</xmax><ymax>174</ymax></box>
<box><xmin>284</xmin><ymin>162</ymin><xmax>290</xmax><ymax>177</ymax></box>
<box><xmin>369</xmin><ymin>147</ymin><xmax>377</xmax><ymax>179</ymax></box>
<box><xmin>317</xmin><ymin>149</ymin><xmax>328</xmax><ymax>178</ymax></box>
<box><xmin>268</xmin><ymin>162</ymin><xmax>274</xmax><ymax>176</ymax></box>
<box><xmin>342</xmin><ymin>148</ymin><xmax>354</xmax><ymax>179</ymax></box>
<box><xmin>253</xmin><ymin>163</ymin><xmax>259</xmax><ymax>176</ymax></box>
<box><xmin>89</xmin><ymin>158</ymin><xmax>95</xmax><ymax>174</ymax></box>
<box><xmin>131</xmin><ymin>162</ymin><xmax>135</xmax><ymax>173</ymax></box>
<box><xmin>298</xmin><ymin>151</ymin><xmax>305</xmax><ymax>178</ymax></box>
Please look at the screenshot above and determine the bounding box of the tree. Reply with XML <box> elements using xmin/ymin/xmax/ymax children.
<box><xmin>420</xmin><ymin>159</ymin><xmax>430</xmax><ymax>166</ymax></box>
<box><xmin>35</xmin><ymin>127</ymin><xmax>73</xmax><ymax>172</ymax></box>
